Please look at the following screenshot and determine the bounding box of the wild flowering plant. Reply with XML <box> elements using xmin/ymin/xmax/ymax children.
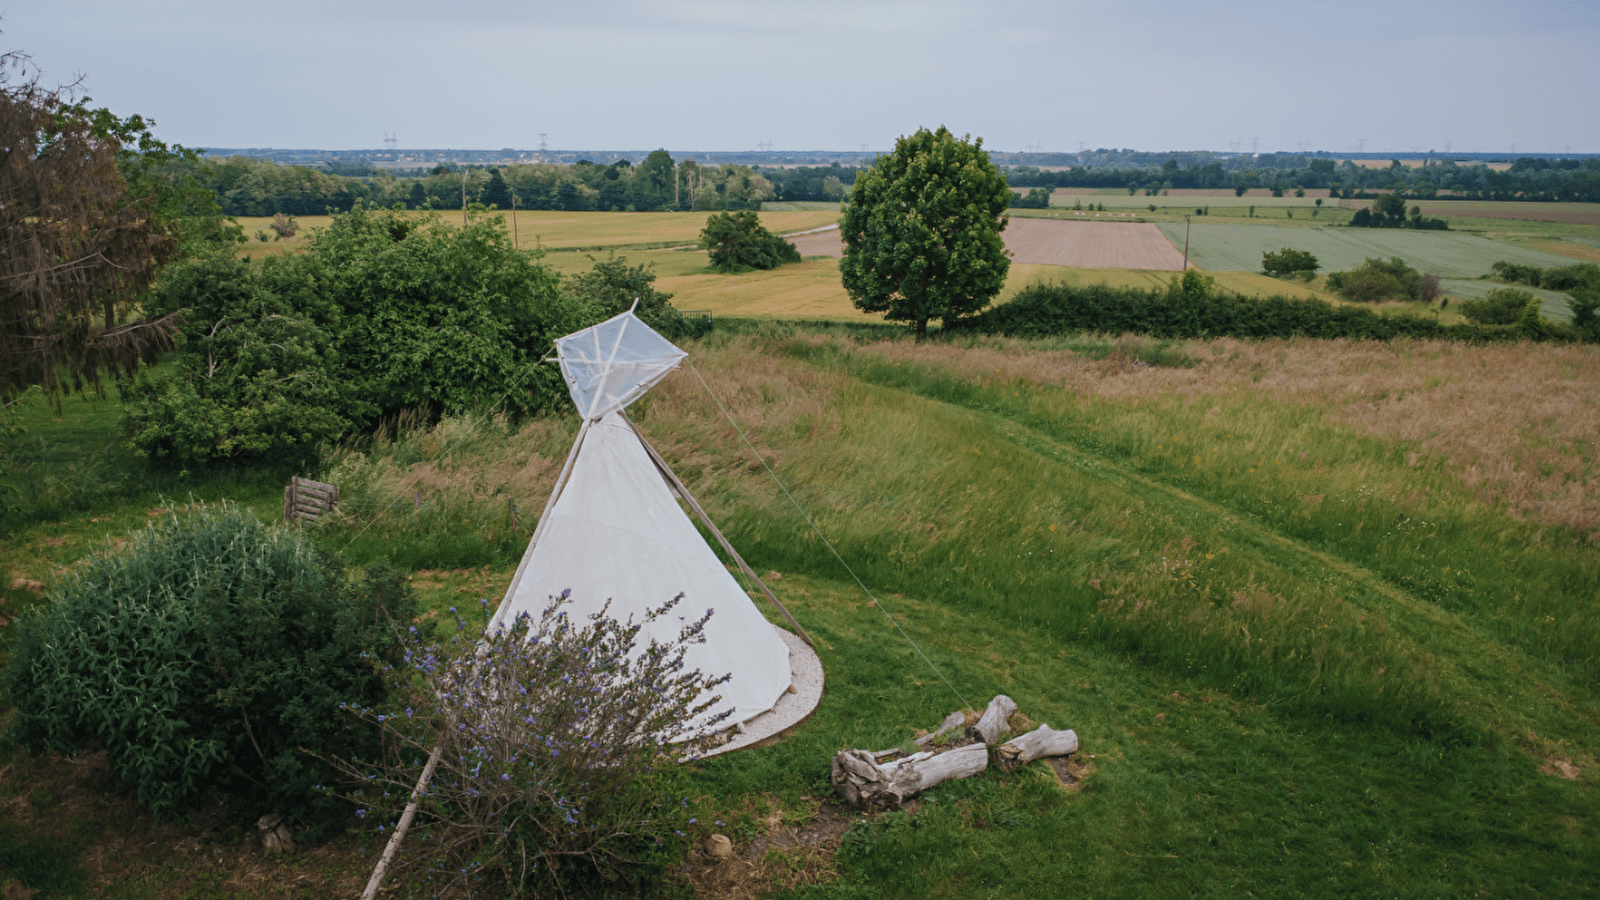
<box><xmin>328</xmin><ymin>590</ymin><xmax>731</xmax><ymax>898</ymax></box>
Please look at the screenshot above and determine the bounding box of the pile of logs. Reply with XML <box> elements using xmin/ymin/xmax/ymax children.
<box><xmin>282</xmin><ymin>476</ymin><xmax>339</xmax><ymax>524</ymax></box>
<box><xmin>830</xmin><ymin>694</ymin><xmax>1079</xmax><ymax>807</ymax></box>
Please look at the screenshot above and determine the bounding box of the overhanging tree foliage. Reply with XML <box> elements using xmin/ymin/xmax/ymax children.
<box><xmin>0</xmin><ymin>50</ymin><xmax>226</xmax><ymax>400</ymax></box>
<box><xmin>840</xmin><ymin>127</ymin><xmax>1011</xmax><ymax>339</ymax></box>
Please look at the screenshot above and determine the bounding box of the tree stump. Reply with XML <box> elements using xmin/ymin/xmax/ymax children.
<box><xmin>969</xmin><ymin>694</ymin><xmax>1018</xmax><ymax>745</ymax></box>
<box><xmin>996</xmin><ymin>725</ymin><xmax>1079</xmax><ymax>773</ymax></box>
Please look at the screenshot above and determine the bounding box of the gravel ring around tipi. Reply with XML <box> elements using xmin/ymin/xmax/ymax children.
<box><xmin>700</xmin><ymin>626</ymin><xmax>823</xmax><ymax>757</ymax></box>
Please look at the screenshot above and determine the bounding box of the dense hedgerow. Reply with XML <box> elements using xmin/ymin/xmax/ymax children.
<box><xmin>3</xmin><ymin>502</ymin><xmax>418</xmax><ymax>826</ymax></box>
<box><xmin>328</xmin><ymin>592</ymin><xmax>726</xmax><ymax>898</ymax></box>
<box><xmin>960</xmin><ymin>272</ymin><xmax>1581</xmax><ymax>342</ymax></box>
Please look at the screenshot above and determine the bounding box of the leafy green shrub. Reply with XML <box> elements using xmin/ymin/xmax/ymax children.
<box><xmin>562</xmin><ymin>254</ymin><xmax>709</xmax><ymax>340</ymax></box>
<box><xmin>1010</xmin><ymin>187</ymin><xmax>1051</xmax><ymax>209</ymax></box>
<box><xmin>329</xmin><ymin>592</ymin><xmax>722</xmax><ymax>897</ymax></box>
<box><xmin>1326</xmin><ymin>257</ymin><xmax>1422</xmax><ymax>302</ymax></box>
<box><xmin>3</xmin><ymin>502</ymin><xmax>417</xmax><ymax>826</ymax></box>
<box><xmin>1261</xmin><ymin>247</ymin><xmax>1319</xmax><ymax>278</ymax></box>
<box><xmin>1458</xmin><ymin>288</ymin><xmax>1536</xmax><ymax>326</ymax></box>
<box><xmin>1490</xmin><ymin>261</ymin><xmax>1543</xmax><ymax>287</ymax></box>
<box><xmin>124</xmin><ymin>205</ymin><xmax>595</xmax><ymax>466</ymax></box>
<box><xmin>1541</xmin><ymin>262</ymin><xmax>1600</xmax><ymax>292</ymax></box>
<box><xmin>699</xmin><ymin>210</ymin><xmax>801</xmax><ymax>273</ymax></box>
<box><xmin>1569</xmin><ymin>289</ymin><xmax>1600</xmax><ymax>340</ymax></box>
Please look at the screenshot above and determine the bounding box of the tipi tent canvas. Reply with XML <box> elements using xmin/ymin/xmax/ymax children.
<box><xmin>490</xmin><ymin>309</ymin><xmax>807</xmax><ymax>731</ymax></box>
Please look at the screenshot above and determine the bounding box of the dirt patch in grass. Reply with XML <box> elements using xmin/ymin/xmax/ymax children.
<box><xmin>680</xmin><ymin>802</ymin><xmax>854</xmax><ymax>900</ymax></box>
<box><xmin>1541</xmin><ymin>756</ymin><xmax>1581</xmax><ymax>780</ymax></box>
<box><xmin>0</xmin><ymin>751</ymin><xmax>373</xmax><ymax>899</ymax></box>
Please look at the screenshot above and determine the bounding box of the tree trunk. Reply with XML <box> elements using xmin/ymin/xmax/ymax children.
<box><xmin>916</xmin><ymin>317</ymin><xmax>929</xmax><ymax>341</ymax></box>
<box><xmin>969</xmin><ymin>694</ymin><xmax>1018</xmax><ymax>745</ymax></box>
<box><xmin>996</xmin><ymin>725</ymin><xmax>1079</xmax><ymax>773</ymax></box>
<box><xmin>831</xmin><ymin>744</ymin><xmax>989</xmax><ymax>806</ymax></box>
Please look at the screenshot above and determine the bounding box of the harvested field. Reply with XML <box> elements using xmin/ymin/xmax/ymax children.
<box><xmin>789</xmin><ymin>220</ymin><xmax>1186</xmax><ymax>271</ymax></box>
<box><xmin>789</xmin><ymin>227</ymin><xmax>846</xmax><ymax>258</ymax></box>
<box><xmin>1005</xmin><ymin>219</ymin><xmax>1186</xmax><ymax>269</ymax></box>
<box><xmin>1340</xmin><ymin>198</ymin><xmax>1600</xmax><ymax>226</ymax></box>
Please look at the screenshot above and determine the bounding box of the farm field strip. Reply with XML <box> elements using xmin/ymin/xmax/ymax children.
<box><xmin>1157</xmin><ymin>222</ymin><xmax>1578</xmax><ymax>276</ymax></box>
<box><xmin>1004</xmin><ymin>219</ymin><xmax>1186</xmax><ymax>270</ymax></box>
<box><xmin>654</xmin><ymin>257</ymin><xmax>873</xmax><ymax>320</ymax></box>
<box><xmin>1437</xmin><ymin>278</ymin><xmax>1579</xmax><ymax>322</ymax></box>
<box><xmin>1053</xmin><ymin>191</ymin><xmax>1333</xmax><ymax>209</ymax></box>
<box><xmin>231</xmin><ymin>208</ymin><xmax>842</xmax><ymax>253</ymax></box>
<box><xmin>1341</xmin><ymin>199</ymin><xmax>1600</xmax><ymax>227</ymax></box>
<box><xmin>789</xmin><ymin>219</ymin><xmax>1186</xmax><ymax>271</ymax></box>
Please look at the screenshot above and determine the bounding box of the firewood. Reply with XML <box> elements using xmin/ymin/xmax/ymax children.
<box><xmin>916</xmin><ymin>710</ymin><xmax>968</xmax><ymax>748</ymax></box>
<box><xmin>996</xmin><ymin>725</ymin><xmax>1079</xmax><ymax>773</ymax></box>
<box><xmin>969</xmin><ymin>695</ymin><xmax>1018</xmax><ymax>745</ymax></box>
<box><xmin>831</xmin><ymin>744</ymin><xmax>989</xmax><ymax>806</ymax></box>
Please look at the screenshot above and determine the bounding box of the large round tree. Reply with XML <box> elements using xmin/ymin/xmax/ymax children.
<box><xmin>840</xmin><ymin>127</ymin><xmax>1011</xmax><ymax>339</ymax></box>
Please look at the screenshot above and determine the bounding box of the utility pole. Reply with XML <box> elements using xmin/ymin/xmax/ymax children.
<box><xmin>1183</xmin><ymin>215</ymin><xmax>1191</xmax><ymax>271</ymax></box>
<box><xmin>460</xmin><ymin>168</ymin><xmax>468</xmax><ymax>226</ymax></box>
<box><xmin>511</xmin><ymin>189</ymin><xmax>518</xmax><ymax>249</ymax></box>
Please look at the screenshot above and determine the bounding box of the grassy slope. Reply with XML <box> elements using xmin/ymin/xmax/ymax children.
<box><xmin>288</xmin><ymin>328</ymin><xmax>1597</xmax><ymax>898</ymax></box>
<box><xmin>3</xmin><ymin>329</ymin><xmax>1596</xmax><ymax>897</ymax></box>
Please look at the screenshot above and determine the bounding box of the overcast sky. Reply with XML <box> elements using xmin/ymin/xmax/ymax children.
<box><xmin>8</xmin><ymin>1</ymin><xmax>1598</xmax><ymax>155</ymax></box>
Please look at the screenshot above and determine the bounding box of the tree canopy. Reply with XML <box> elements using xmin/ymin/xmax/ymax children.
<box><xmin>839</xmin><ymin>127</ymin><xmax>1011</xmax><ymax>338</ymax></box>
<box><xmin>0</xmin><ymin>50</ymin><xmax>227</xmax><ymax>400</ymax></box>
<box><xmin>699</xmin><ymin>211</ymin><xmax>801</xmax><ymax>273</ymax></box>
<box><xmin>123</xmin><ymin>205</ymin><xmax>593</xmax><ymax>466</ymax></box>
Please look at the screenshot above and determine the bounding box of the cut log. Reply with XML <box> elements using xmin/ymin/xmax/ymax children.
<box><xmin>996</xmin><ymin>725</ymin><xmax>1079</xmax><ymax>773</ymax></box>
<box><xmin>831</xmin><ymin>744</ymin><xmax>989</xmax><ymax>806</ymax></box>
<box><xmin>916</xmin><ymin>710</ymin><xmax>968</xmax><ymax>748</ymax></box>
<box><xmin>969</xmin><ymin>695</ymin><xmax>1018</xmax><ymax>746</ymax></box>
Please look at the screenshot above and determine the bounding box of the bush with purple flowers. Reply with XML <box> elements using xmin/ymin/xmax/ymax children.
<box><xmin>329</xmin><ymin>590</ymin><xmax>730</xmax><ymax>897</ymax></box>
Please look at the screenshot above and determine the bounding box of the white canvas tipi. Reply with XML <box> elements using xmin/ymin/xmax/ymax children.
<box><xmin>489</xmin><ymin>309</ymin><xmax>799</xmax><ymax>729</ymax></box>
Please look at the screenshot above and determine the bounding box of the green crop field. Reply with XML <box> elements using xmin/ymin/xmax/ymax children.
<box><xmin>1056</xmin><ymin>193</ymin><xmax>1330</xmax><ymax>210</ymax></box>
<box><xmin>1437</xmin><ymin>278</ymin><xmax>1582</xmax><ymax>322</ymax></box>
<box><xmin>4</xmin><ymin>326</ymin><xmax>1595</xmax><ymax>898</ymax></box>
<box><xmin>1157</xmin><ymin>222</ymin><xmax>1578</xmax><ymax>277</ymax></box>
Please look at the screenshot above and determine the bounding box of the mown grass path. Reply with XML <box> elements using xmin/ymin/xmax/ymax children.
<box><xmin>941</xmin><ymin>393</ymin><xmax>1597</xmax><ymax>750</ymax></box>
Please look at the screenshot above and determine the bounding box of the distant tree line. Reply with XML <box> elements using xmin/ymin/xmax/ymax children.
<box><xmin>170</xmin><ymin>151</ymin><xmax>1600</xmax><ymax>220</ymax></box>
<box><xmin>1003</xmin><ymin>156</ymin><xmax>1600</xmax><ymax>203</ymax></box>
<box><xmin>183</xmin><ymin>153</ymin><xmax>865</xmax><ymax>217</ymax></box>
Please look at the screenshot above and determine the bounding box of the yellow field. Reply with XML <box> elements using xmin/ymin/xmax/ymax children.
<box><xmin>229</xmin><ymin>209</ymin><xmax>841</xmax><ymax>260</ymax></box>
<box><xmin>655</xmin><ymin>256</ymin><xmax>872</xmax><ymax>321</ymax></box>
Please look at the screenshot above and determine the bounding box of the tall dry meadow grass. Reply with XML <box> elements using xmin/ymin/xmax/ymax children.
<box><xmin>856</xmin><ymin>335</ymin><xmax>1600</xmax><ymax>536</ymax></box>
<box><xmin>318</xmin><ymin>325</ymin><xmax>1599</xmax><ymax>749</ymax></box>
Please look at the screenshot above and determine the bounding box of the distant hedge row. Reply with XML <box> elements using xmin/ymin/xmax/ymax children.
<box><xmin>959</xmin><ymin>279</ymin><xmax>1582</xmax><ymax>343</ymax></box>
